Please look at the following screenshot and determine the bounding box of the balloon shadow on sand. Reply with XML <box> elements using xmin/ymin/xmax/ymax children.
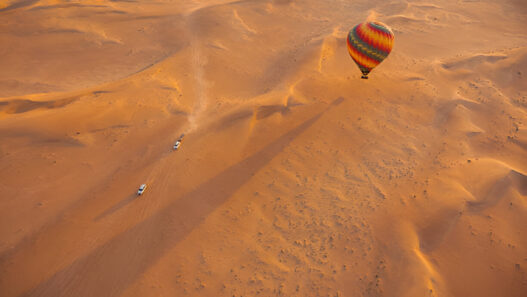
<box><xmin>22</xmin><ymin>101</ymin><xmax>339</xmax><ymax>297</ymax></box>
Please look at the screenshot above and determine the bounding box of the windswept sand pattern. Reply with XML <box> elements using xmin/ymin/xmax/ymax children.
<box><xmin>1</xmin><ymin>1</ymin><xmax>526</xmax><ymax>297</ymax></box>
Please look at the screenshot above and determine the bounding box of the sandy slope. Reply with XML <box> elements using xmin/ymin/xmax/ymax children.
<box><xmin>0</xmin><ymin>0</ymin><xmax>526</xmax><ymax>296</ymax></box>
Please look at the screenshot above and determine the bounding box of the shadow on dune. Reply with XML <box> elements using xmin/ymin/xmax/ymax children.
<box><xmin>418</xmin><ymin>209</ymin><xmax>462</xmax><ymax>252</ymax></box>
<box><xmin>212</xmin><ymin>97</ymin><xmax>307</xmax><ymax>132</ymax></box>
<box><xmin>0</xmin><ymin>97</ymin><xmax>78</xmax><ymax>114</ymax></box>
<box><xmin>254</xmin><ymin>97</ymin><xmax>306</xmax><ymax>120</ymax></box>
<box><xmin>22</xmin><ymin>103</ymin><xmax>333</xmax><ymax>297</ymax></box>
<box><xmin>466</xmin><ymin>170</ymin><xmax>527</xmax><ymax>212</ymax></box>
<box><xmin>212</xmin><ymin>105</ymin><xmax>289</xmax><ymax>132</ymax></box>
<box><xmin>510</xmin><ymin>138</ymin><xmax>527</xmax><ymax>151</ymax></box>
<box><xmin>29</xmin><ymin>3</ymin><xmax>108</xmax><ymax>11</ymax></box>
<box><xmin>213</xmin><ymin>109</ymin><xmax>254</xmax><ymax>131</ymax></box>
<box><xmin>0</xmin><ymin>129</ymin><xmax>84</xmax><ymax>147</ymax></box>
<box><xmin>93</xmin><ymin>194</ymin><xmax>138</xmax><ymax>222</ymax></box>
<box><xmin>0</xmin><ymin>0</ymin><xmax>39</xmax><ymax>12</ymax></box>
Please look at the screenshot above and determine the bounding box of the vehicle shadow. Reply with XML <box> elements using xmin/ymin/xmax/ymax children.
<box><xmin>22</xmin><ymin>101</ymin><xmax>337</xmax><ymax>297</ymax></box>
<box><xmin>93</xmin><ymin>194</ymin><xmax>138</xmax><ymax>222</ymax></box>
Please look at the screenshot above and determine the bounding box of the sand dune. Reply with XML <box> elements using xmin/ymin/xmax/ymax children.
<box><xmin>1</xmin><ymin>0</ymin><xmax>526</xmax><ymax>296</ymax></box>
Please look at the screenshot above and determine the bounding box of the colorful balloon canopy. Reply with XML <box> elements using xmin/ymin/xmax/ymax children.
<box><xmin>346</xmin><ymin>21</ymin><xmax>394</xmax><ymax>79</ymax></box>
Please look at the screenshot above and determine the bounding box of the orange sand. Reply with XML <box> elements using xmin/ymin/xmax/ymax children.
<box><xmin>0</xmin><ymin>1</ymin><xmax>526</xmax><ymax>296</ymax></box>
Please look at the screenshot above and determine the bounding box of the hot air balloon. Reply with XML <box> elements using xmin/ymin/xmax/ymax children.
<box><xmin>347</xmin><ymin>21</ymin><xmax>394</xmax><ymax>79</ymax></box>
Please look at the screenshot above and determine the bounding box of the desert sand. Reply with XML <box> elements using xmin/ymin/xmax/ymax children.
<box><xmin>0</xmin><ymin>0</ymin><xmax>526</xmax><ymax>296</ymax></box>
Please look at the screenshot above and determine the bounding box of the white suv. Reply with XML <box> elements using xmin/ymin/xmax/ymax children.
<box><xmin>173</xmin><ymin>140</ymin><xmax>181</xmax><ymax>150</ymax></box>
<box><xmin>137</xmin><ymin>184</ymin><xmax>147</xmax><ymax>195</ymax></box>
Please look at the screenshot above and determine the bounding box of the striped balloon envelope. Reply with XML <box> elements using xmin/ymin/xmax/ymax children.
<box><xmin>347</xmin><ymin>21</ymin><xmax>394</xmax><ymax>79</ymax></box>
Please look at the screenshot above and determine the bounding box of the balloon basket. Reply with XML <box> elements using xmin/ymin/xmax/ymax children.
<box><xmin>361</xmin><ymin>75</ymin><xmax>368</xmax><ymax>79</ymax></box>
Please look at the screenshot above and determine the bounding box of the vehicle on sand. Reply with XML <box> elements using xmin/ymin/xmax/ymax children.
<box><xmin>173</xmin><ymin>140</ymin><xmax>181</xmax><ymax>150</ymax></box>
<box><xmin>173</xmin><ymin>134</ymin><xmax>184</xmax><ymax>150</ymax></box>
<box><xmin>137</xmin><ymin>184</ymin><xmax>147</xmax><ymax>195</ymax></box>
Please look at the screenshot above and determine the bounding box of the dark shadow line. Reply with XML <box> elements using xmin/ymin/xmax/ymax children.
<box><xmin>0</xmin><ymin>97</ymin><xmax>79</xmax><ymax>114</ymax></box>
<box><xmin>466</xmin><ymin>175</ymin><xmax>511</xmax><ymax>212</ymax></box>
<box><xmin>22</xmin><ymin>106</ymin><xmax>331</xmax><ymax>297</ymax></box>
<box><xmin>93</xmin><ymin>194</ymin><xmax>137</xmax><ymax>222</ymax></box>
<box><xmin>93</xmin><ymin>90</ymin><xmax>112</xmax><ymax>95</ymax></box>
<box><xmin>29</xmin><ymin>3</ymin><xmax>108</xmax><ymax>10</ymax></box>
<box><xmin>213</xmin><ymin>109</ymin><xmax>254</xmax><ymax>132</ymax></box>
<box><xmin>466</xmin><ymin>170</ymin><xmax>527</xmax><ymax>212</ymax></box>
<box><xmin>0</xmin><ymin>0</ymin><xmax>39</xmax><ymax>12</ymax></box>
<box><xmin>511</xmin><ymin>138</ymin><xmax>527</xmax><ymax>151</ymax></box>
